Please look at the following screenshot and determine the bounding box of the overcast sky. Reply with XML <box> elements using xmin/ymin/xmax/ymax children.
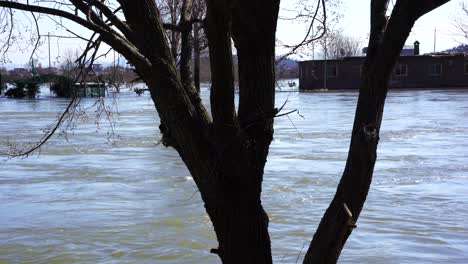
<box><xmin>1</xmin><ymin>0</ymin><xmax>464</xmax><ymax>68</ymax></box>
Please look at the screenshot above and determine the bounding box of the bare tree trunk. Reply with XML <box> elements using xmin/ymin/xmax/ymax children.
<box><xmin>303</xmin><ymin>1</ymin><xmax>451</xmax><ymax>263</ymax></box>
<box><xmin>204</xmin><ymin>47</ymin><xmax>277</xmax><ymax>263</ymax></box>
<box><xmin>121</xmin><ymin>0</ymin><xmax>279</xmax><ymax>262</ymax></box>
<box><xmin>206</xmin><ymin>0</ymin><xmax>236</xmax><ymax>142</ymax></box>
<box><xmin>205</xmin><ymin>160</ymin><xmax>273</xmax><ymax>264</ymax></box>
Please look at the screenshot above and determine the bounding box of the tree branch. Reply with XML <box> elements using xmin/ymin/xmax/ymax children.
<box><xmin>0</xmin><ymin>1</ymin><xmax>107</xmax><ymax>38</ymax></box>
<box><xmin>206</xmin><ymin>0</ymin><xmax>237</xmax><ymax>142</ymax></box>
<box><xmin>278</xmin><ymin>0</ymin><xmax>327</xmax><ymax>61</ymax></box>
<box><xmin>87</xmin><ymin>0</ymin><xmax>133</xmax><ymax>41</ymax></box>
<box><xmin>163</xmin><ymin>18</ymin><xmax>204</xmax><ymax>32</ymax></box>
<box><xmin>163</xmin><ymin>22</ymin><xmax>181</xmax><ymax>31</ymax></box>
<box><xmin>0</xmin><ymin>1</ymin><xmax>151</xmax><ymax>70</ymax></box>
<box><xmin>303</xmin><ymin>1</ymin><xmax>452</xmax><ymax>263</ymax></box>
<box><xmin>118</xmin><ymin>0</ymin><xmax>214</xmax><ymax>193</ymax></box>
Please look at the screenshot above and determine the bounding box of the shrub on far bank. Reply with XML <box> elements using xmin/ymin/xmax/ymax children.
<box><xmin>4</xmin><ymin>81</ymin><xmax>40</xmax><ymax>99</ymax></box>
<box><xmin>50</xmin><ymin>76</ymin><xmax>75</xmax><ymax>97</ymax></box>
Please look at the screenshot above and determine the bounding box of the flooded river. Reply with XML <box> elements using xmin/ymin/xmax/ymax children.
<box><xmin>0</xmin><ymin>86</ymin><xmax>467</xmax><ymax>263</ymax></box>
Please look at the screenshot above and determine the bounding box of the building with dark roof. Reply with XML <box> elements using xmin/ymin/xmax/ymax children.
<box><xmin>299</xmin><ymin>42</ymin><xmax>468</xmax><ymax>90</ymax></box>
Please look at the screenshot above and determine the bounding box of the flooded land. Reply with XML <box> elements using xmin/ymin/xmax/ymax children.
<box><xmin>0</xmin><ymin>86</ymin><xmax>467</xmax><ymax>263</ymax></box>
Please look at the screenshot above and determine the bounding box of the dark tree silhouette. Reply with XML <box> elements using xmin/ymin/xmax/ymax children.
<box><xmin>304</xmin><ymin>0</ymin><xmax>451</xmax><ymax>262</ymax></box>
<box><xmin>0</xmin><ymin>0</ymin><xmax>450</xmax><ymax>263</ymax></box>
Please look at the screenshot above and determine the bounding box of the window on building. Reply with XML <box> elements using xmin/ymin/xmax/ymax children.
<box><xmin>327</xmin><ymin>65</ymin><xmax>338</xmax><ymax>77</ymax></box>
<box><xmin>465</xmin><ymin>62</ymin><xmax>468</xmax><ymax>75</ymax></box>
<box><xmin>429</xmin><ymin>63</ymin><xmax>442</xmax><ymax>76</ymax></box>
<box><xmin>394</xmin><ymin>64</ymin><xmax>408</xmax><ymax>76</ymax></box>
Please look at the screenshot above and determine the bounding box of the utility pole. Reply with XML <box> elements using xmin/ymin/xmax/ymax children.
<box><xmin>47</xmin><ymin>32</ymin><xmax>52</xmax><ymax>91</ymax></box>
<box><xmin>323</xmin><ymin>36</ymin><xmax>327</xmax><ymax>90</ymax></box>
<box><xmin>48</xmin><ymin>32</ymin><xmax>51</xmax><ymax>70</ymax></box>
<box><xmin>433</xmin><ymin>27</ymin><xmax>437</xmax><ymax>53</ymax></box>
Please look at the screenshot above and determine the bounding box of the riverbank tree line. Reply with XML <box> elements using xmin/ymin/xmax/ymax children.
<box><xmin>0</xmin><ymin>56</ymin><xmax>299</xmax><ymax>97</ymax></box>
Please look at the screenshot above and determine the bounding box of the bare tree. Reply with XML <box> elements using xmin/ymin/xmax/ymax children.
<box><xmin>322</xmin><ymin>30</ymin><xmax>363</xmax><ymax>59</ymax></box>
<box><xmin>0</xmin><ymin>0</ymin><xmax>451</xmax><ymax>263</ymax></box>
<box><xmin>104</xmin><ymin>53</ymin><xmax>125</xmax><ymax>92</ymax></box>
<box><xmin>191</xmin><ymin>0</ymin><xmax>206</xmax><ymax>91</ymax></box>
<box><xmin>157</xmin><ymin>0</ymin><xmax>182</xmax><ymax>59</ymax></box>
<box><xmin>60</xmin><ymin>49</ymin><xmax>80</xmax><ymax>78</ymax></box>
<box><xmin>303</xmin><ymin>0</ymin><xmax>450</xmax><ymax>262</ymax></box>
<box><xmin>277</xmin><ymin>0</ymin><xmax>343</xmax><ymax>60</ymax></box>
<box><xmin>455</xmin><ymin>1</ymin><xmax>468</xmax><ymax>40</ymax></box>
<box><xmin>156</xmin><ymin>0</ymin><xmax>207</xmax><ymax>92</ymax></box>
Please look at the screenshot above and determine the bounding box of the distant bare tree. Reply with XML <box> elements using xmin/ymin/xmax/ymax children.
<box><xmin>157</xmin><ymin>0</ymin><xmax>207</xmax><ymax>91</ymax></box>
<box><xmin>336</xmin><ymin>33</ymin><xmax>362</xmax><ymax>57</ymax></box>
<box><xmin>276</xmin><ymin>0</ymin><xmax>343</xmax><ymax>60</ymax></box>
<box><xmin>158</xmin><ymin>0</ymin><xmax>182</xmax><ymax>59</ymax></box>
<box><xmin>60</xmin><ymin>49</ymin><xmax>80</xmax><ymax>78</ymax></box>
<box><xmin>191</xmin><ymin>0</ymin><xmax>207</xmax><ymax>91</ymax></box>
<box><xmin>455</xmin><ymin>1</ymin><xmax>468</xmax><ymax>40</ymax></box>
<box><xmin>276</xmin><ymin>0</ymin><xmax>361</xmax><ymax>62</ymax></box>
<box><xmin>321</xmin><ymin>30</ymin><xmax>363</xmax><ymax>59</ymax></box>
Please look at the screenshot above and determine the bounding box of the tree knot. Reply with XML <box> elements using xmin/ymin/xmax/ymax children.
<box><xmin>210</xmin><ymin>248</ymin><xmax>219</xmax><ymax>255</ymax></box>
<box><xmin>242</xmin><ymin>138</ymin><xmax>255</xmax><ymax>150</ymax></box>
<box><xmin>361</xmin><ymin>122</ymin><xmax>377</xmax><ymax>141</ymax></box>
<box><xmin>159</xmin><ymin>123</ymin><xmax>179</xmax><ymax>149</ymax></box>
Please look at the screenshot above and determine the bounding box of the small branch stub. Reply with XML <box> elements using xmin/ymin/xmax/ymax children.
<box><xmin>343</xmin><ymin>203</ymin><xmax>357</xmax><ymax>229</ymax></box>
<box><xmin>343</xmin><ymin>203</ymin><xmax>353</xmax><ymax>218</ymax></box>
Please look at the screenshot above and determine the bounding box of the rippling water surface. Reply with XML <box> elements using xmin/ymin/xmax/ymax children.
<box><xmin>1</xmin><ymin>86</ymin><xmax>467</xmax><ymax>263</ymax></box>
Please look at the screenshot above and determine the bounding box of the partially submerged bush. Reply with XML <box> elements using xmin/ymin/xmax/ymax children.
<box><xmin>26</xmin><ymin>83</ymin><xmax>40</xmax><ymax>98</ymax></box>
<box><xmin>5</xmin><ymin>86</ymin><xmax>25</xmax><ymax>98</ymax></box>
<box><xmin>5</xmin><ymin>81</ymin><xmax>40</xmax><ymax>99</ymax></box>
<box><xmin>50</xmin><ymin>76</ymin><xmax>75</xmax><ymax>97</ymax></box>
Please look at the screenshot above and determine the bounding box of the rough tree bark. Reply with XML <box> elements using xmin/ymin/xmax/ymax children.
<box><xmin>193</xmin><ymin>22</ymin><xmax>201</xmax><ymax>92</ymax></box>
<box><xmin>203</xmin><ymin>0</ymin><xmax>280</xmax><ymax>262</ymax></box>
<box><xmin>303</xmin><ymin>1</ymin><xmax>451</xmax><ymax>263</ymax></box>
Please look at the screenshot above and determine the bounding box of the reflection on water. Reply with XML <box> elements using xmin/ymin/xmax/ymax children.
<box><xmin>1</xmin><ymin>87</ymin><xmax>467</xmax><ymax>263</ymax></box>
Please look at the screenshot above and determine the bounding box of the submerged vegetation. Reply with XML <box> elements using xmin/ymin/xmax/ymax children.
<box><xmin>49</xmin><ymin>76</ymin><xmax>76</xmax><ymax>97</ymax></box>
<box><xmin>4</xmin><ymin>80</ymin><xmax>40</xmax><ymax>99</ymax></box>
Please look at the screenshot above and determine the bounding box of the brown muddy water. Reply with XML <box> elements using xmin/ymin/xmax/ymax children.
<box><xmin>0</xmin><ymin>85</ymin><xmax>467</xmax><ymax>263</ymax></box>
